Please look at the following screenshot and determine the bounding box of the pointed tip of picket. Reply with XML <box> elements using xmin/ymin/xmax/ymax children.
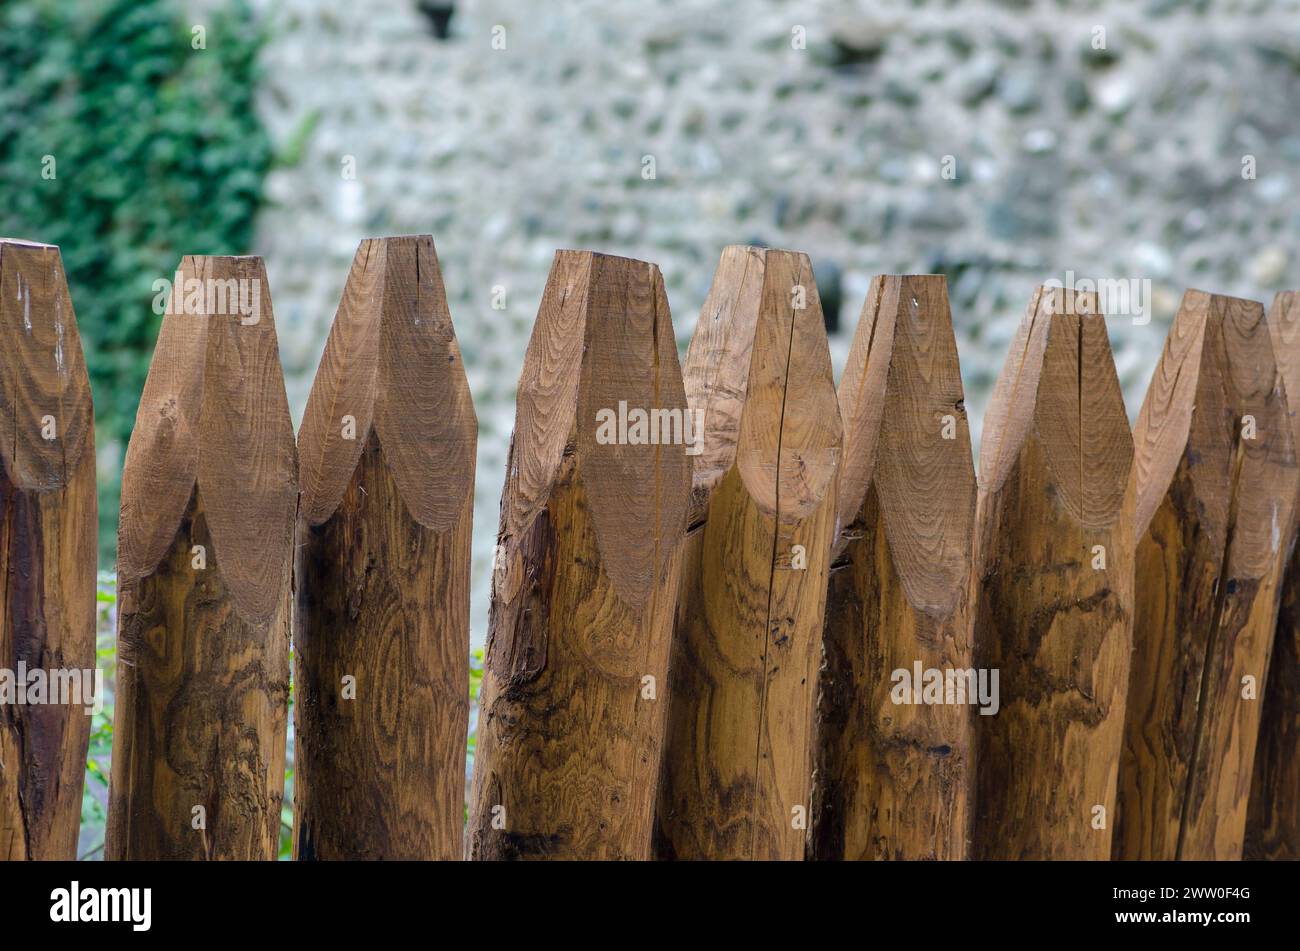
<box><xmin>979</xmin><ymin>285</ymin><xmax>1131</xmax><ymax>530</ymax></box>
<box><xmin>298</xmin><ymin>235</ymin><xmax>476</xmax><ymax>531</ymax></box>
<box><xmin>1132</xmin><ymin>289</ymin><xmax>1284</xmax><ymax>543</ymax></box>
<box><xmin>0</xmin><ymin>238</ymin><xmax>94</xmax><ymax>492</ymax></box>
<box><xmin>682</xmin><ymin>245</ymin><xmax>840</xmax><ymax>525</ymax></box>
<box><xmin>501</xmin><ymin>249</ymin><xmax>688</xmax><ymax>612</ymax></box>
<box><xmin>119</xmin><ymin>254</ymin><xmax>296</xmax><ymax>626</ymax></box>
<box><xmin>834</xmin><ymin>273</ymin><xmax>975</xmax><ymax>606</ymax></box>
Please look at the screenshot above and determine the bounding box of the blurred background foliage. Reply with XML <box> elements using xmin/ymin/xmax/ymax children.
<box><xmin>0</xmin><ymin>0</ymin><xmax>270</xmax><ymax>562</ymax></box>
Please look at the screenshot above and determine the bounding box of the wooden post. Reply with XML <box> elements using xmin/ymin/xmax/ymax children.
<box><xmin>0</xmin><ymin>239</ymin><xmax>97</xmax><ymax>860</ymax></box>
<box><xmin>293</xmin><ymin>236</ymin><xmax>475</xmax><ymax>860</ymax></box>
<box><xmin>1115</xmin><ymin>290</ymin><xmax>1296</xmax><ymax>860</ymax></box>
<box><xmin>106</xmin><ymin>255</ymin><xmax>297</xmax><ymax>861</ymax></box>
<box><xmin>1246</xmin><ymin>291</ymin><xmax>1300</xmax><ymax>860</ymax></box>
<box><xmin>654</xmin><ymin>246</ymin><xmax>841</xmax><ymax>860</ymax></box>
<box><xmin>809</xmin><ymin>274</ymin><xmax>975</xmax><ymax>861</ymax></box>
<box><xmin>971</xmin><ymin>286</ymin><xmax>1134</xmax><ymax>860</ymax></box>
<box><xmin>467</xmin><ymin>251</ymin><xmax>690</xmax><ymax>860</ymax></box>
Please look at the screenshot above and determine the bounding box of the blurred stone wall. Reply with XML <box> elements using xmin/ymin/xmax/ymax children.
<box><xmin>251</xmin><ymin>0</ymin><xmax>1300</xmax><ymax>642</ymax></box>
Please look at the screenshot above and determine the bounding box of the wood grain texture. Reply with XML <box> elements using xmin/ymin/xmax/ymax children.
<box><xmin>1116</xmin><ymin>289</ymin><xmax>1296</xmax><ymax>860</ymax></box>
<box><xmin>810</xmin><ymin>274</ymin><xmax>975</xmax><ymax>861</ymax></box>
<box><xmin>293</xmin><ymin>236</ymin><xmax>474</xmax><ymax>860</ymax></box>
<box><xmin>1246</xmin><ymin>291</ymin><xmax>1300</xmax><ymax>860</ymax></box>
<box><xmin>0</xmin><ymin>239</ymin><xmax>96</xmax><ymax>860</ymax></box>
<box><xmin>654</xmin><ymin>246</ymin><xmax>842</xmax><ymax>860</ymax></box>
<box><xmin>106</xmin><ymin>255</ymin><xmax>296</xmax><ymax>860</ymax></box>
<box><xmin>971</xmin><ymin>286</ymin><xmax>1134</xmax><ymax>860</ymax></box>
<box><xmin>467</xmin><ymin>250</ymin><xmax>690</xmax><ymax>860</ymax></box>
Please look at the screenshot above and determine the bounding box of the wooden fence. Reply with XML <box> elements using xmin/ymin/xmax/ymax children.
<box><xmin>0</xmin><ymin>239</ymin><xmax>96</xmax><ymax>860</ymax></box>
<box><xmin>107</xmin><ymin>254</ymin><xmax>296</xmax><ymax>860</ymax></box>
<box><xmin>1</xmin><ymin>233</ymin><xmax>1298</xmax><ymax>861</ymax></box>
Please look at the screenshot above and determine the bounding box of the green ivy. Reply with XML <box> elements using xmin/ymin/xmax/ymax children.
<box><xmin>0</xmin><ymin>0</ymin><xmax>271</xmax><ymax>564</ymax></box>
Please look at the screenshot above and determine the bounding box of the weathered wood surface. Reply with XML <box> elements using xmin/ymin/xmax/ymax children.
<box><xmin>654</xmin><ymin>245</ymin><xmax>841</xmax><ymax>861</ymax></box>
<box><xmin>1115</xmin><ymin>290</ymin><xmax>1296</xmax><ymax>861</ymax></box>
<box><xmin>1246</xmin><ymin>291</ymin><xmax>1300</xmax><ymax>860</ymax></box>
<box><xmin>809</xmin><ymin>274</ymin><xmax>974</xmax><ymax>861</ymax></box>
<box><xmin>467</xmin><ymin>250</ymin><xmax>690</xmax><ymax>860</ymax></box>
<box><xmin>971</xmin><ymin>286</ymin><xmax>1134</xmax><ymax>860</ymax></box>
<box><xmin>106</xmin><ymin>255</ymin><xmax>296</xmax><ymax>861</ymax></box>
<box><xmin>293</xmin><ymin>236</ymin><xmax>475</xmax><ymax>860</ymax></box>
<box><xmin>0</xmin><ymin>239</ymin><xmax>97</xmax><ymax>860</ymax></box>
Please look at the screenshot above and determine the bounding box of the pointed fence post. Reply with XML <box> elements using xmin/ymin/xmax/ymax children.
<box><xmin>106</xmin><ymin>256</ymin><xmax>297</xmax><ymax>860</ymax></box>
<box><xmin>1115</xmin><ymin>290</ymin><xmax>1296</xmax><ymax>860</ymax></box>
<box><xmin>467</xmin><ymin>251</ymin><xmax>691</xmax><ymax>860</ymax></box>
<box><xmin>810</xmin><ymin>274</ymin><xmax>975</xmax><ymax>861</ymax></box>
<box><xmin>654</xmin><ymin>246</ymin><xmax>842</xmax><ymax>860</ymax></box>
<box><xmin>1245</xmin><ymin>290</ymin><xmax>1300</xmax><ymax>860</ymax></box>
<box><xmin>0</xmin><ymin>239</ymin><xmax>97</xmax><ymax>860</ymax></box>
<box><xmin>293</xmin><ymin>236</ymin><xmax>475</xmax><ymax>860</ymax></box>
<box><xmin>971</xmin><ymin>286</ymin><xmax>1134</xmax><ymax>860</ymax></box>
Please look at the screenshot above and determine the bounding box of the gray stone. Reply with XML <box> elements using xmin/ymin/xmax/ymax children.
<box><xmin>998</xmin><ymin>69</ymin><xmax>1042</xmax><ymax>113</ymax></box>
